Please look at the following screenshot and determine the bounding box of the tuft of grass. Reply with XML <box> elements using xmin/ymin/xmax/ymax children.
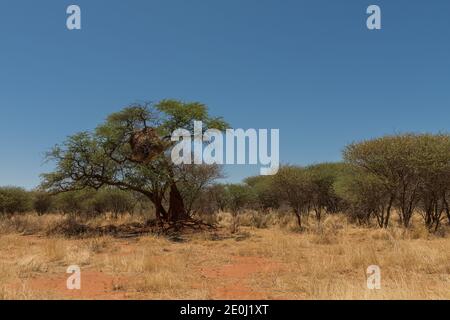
<box><xmin>43</xmin><ymin>239</ymin><xmax>66</xmax><ymax>263</ymax></box>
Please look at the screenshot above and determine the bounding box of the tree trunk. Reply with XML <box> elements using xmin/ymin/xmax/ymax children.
<box><xmin>443</xmin><ymin>196</ymin><xmax>450</xmax><ymax>226</ymax></box>
<box><xmin>383</xmin><ymin>196</ymin><xmax>394</xmax><ymax>228</ymax></box>
<box><xmin>167</xmin><ymin>183</ymin><xmax>189</xmax><ymax>222</ymax></box>
<box><xmin>314</xmin><ymin>207</ymin><xmax>322</xmax><ymax>223</ymax></box>
<box><xmin>294</xmin><ymin>206</ymin><xmax>302</xmax><ymax>229</ymax></box>
<box><xmin>153</xmin><ymin>196</ymin><xmax>168</xmax><ymax>222</ymax></box>
<box><xmin>403</xmin><ymin>209</ymin><xmax>413</xmax><ymax>228</ymax></box>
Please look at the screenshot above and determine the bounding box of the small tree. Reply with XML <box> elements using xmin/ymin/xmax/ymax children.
<box><xmin>414</xmin><ymin>134</ymin><xmax>450</xmax><ymax>231</ymax></box>
<box><xmin>336</xmin><ymin>170</ymin><xmax>392</xmax><ymax>227</ymax></box>
<box><xmin>0</xmin><ymin>187</ymin><xmax>33</xmax><ymax>216</ymax></box>
<box><xmin>344</xmin><ymin>135</ymin><xmax>419</xmax><ymax>228</ymax></box>
<box><xmin>305</xmin><ymin>163</ymin><xmax>347</xmax><ymax>222</ymax></box>
<box><xmin>177</xmin><ymin>164</ymin><xmax>224</xmax><ymax>216</ymax></box>
<box><xmin>90</xmin><ymin>188</ymin><xmax>136</xmax><ymax>217</ymax></box>
<box><xmin>191</xmin><ymin>184</ymin><xmax>228</xmax><ymax>216</ymax></box>
<box><xmin>272</xmin><ymin>166</ymin><xmax>311</xmax><ymax>228</ymax></box>
<box><xmin>223</xmin><ymin>184</ymin><xmax>257</xmax><ymax>233</ymax></box>
<box><xmin>33</xmin><ymin>191</ymin><xmax>53</xmax><ymax>216</ymax></box>
<box><xmin>52</xmin><ymin>189</ymin><xmax>95</xmax><ymax>216</ymax></box>
<box><xmin>245</xmin><ymin>175</ymin><xmax>280</xmax><ymax>211</ymax></box>
<box><xmin>224</xmin><ymin>184</ymin><xmax>256</xmax><ymax>214</ymax></box>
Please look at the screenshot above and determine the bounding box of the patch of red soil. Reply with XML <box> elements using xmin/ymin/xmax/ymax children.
<box><xmin>200</xmin><ymin>256</ymin><xmax>284</xmax><ymax>299</ymax></box>
<box><xmin>25</xmin><ymin>271</ymin><xmax>130</xmax><ymax>300</ymax></box>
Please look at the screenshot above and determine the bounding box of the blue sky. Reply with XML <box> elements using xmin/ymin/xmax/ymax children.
<box><xmin>0</xmin><ymin>0</ymin><xmax>449</xmax><ymax>189</ymax></box>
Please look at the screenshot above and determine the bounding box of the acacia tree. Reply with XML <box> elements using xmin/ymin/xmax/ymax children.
<box><xmin>272</xmin><ymin>166</ymin><xmax>312</xmax><ymax>228</ymax></box>
<box><xmin>0</xmin><ymin>187</ymin><xmax>32</xmax><ymax>216</ymax></box>
<box><xmin>344</xmin><ymin>133</ymin><xmax>450</xmax><ymax>229</ymax></box>
<box><xmin>244</xmin><ymin>175</ymin><xmax>280</xmax><ymax>211</ymax></box>
<box><xmin>223</xmin><ymin>184</ymin><xmax>257</xmax><ymax>233</ymax></box>
<box><xmin>415</xmin><ymin>135</ymin><xmax>450</xmax><ymax>230</ymax></box>
<box><xmin>304</xmin><ymin>163</ymin><xmax>347</xmax><ymax>222</ymax></box>
<box><xmin>336</xmin><ymin>170</ymin><xmax>392</xmax><ymax>227</ymax></box>
<box><xmin>33</xmin><ymin>190</ymin><xmax>53</xmax><ymax>215</ymax></box>
<box><xmin>41</xmin><ymin>100</ymin><xmax>228</xmax><ymax>223</ymax></box>
<box><xmin>223</xmin><ymin>184</ymin><xmax>257</xmax><ymax>215</ymax></box>
<box><xmin>344</xmin><ymin>135</ymin><xmax>417</xmax><ymax>228</ymax></box>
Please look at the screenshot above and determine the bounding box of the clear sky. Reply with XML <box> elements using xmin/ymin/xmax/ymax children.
<box><xmin>0</xmin><ymin>0</ymin><xmax>449</xmax><ymax>189</ymax></box>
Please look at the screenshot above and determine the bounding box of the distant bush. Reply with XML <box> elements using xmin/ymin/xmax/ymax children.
<box><xmin>191</xmin><ymin>184</ymin><xmax>228</xmax><ymax>216</ymax></box>
<box><xmin>88</xmin><ymin>188</ymin><xmax>135</xmax><ymax>217</ymax></box>
<box><xmin>222</xmin><ymin>184</ymin><xmax>257</xmax><ymax>233</ymax></box>
<box><xmin>0</xmin><ymin>186</ymin><xmax>151</xmax><ymax>219</ymax></box>
<box><xmin>33</xmin><ymin>191</ymin><xmax>53</xmax><ymax>215</ymax></box>
<box><xmin>50</xmin><ymin>188</ymin><xmax>137</xmax><ymax>217</ymax></box>
<box><xmin>51</xmin><ymin>190</ymin><xmax>94</xmax><ymax>216</ymax></box>
<box><xmin>223</xmin><ymin>184</ymin><xmax>257</xmax><ymax>215</ymax></box>
<box><xmin>0</xmin><ymin>187</ymin><xmax>32</xmax><ymax>215</ymax></box>
<box><xmin>244</xmin><ymin>176</ymin><xmax>280</xmax><ymax>211</ymax></box>
<box><xmin>336</xmin><ymin>170</ymin><xmax>391</xmax><ymax>227</ymax></box>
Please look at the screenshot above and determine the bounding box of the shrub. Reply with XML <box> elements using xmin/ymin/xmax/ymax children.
<box><xmin>244</xmin><ymin>176</ymin><xmax>280</xmax><ymax>211</ymax></box>
<box><xmin>89</xmin><ymin>188</ymin><xmax>135</xmax><ymax>217</ymax></box>
<box><xmin>223</xmin><ymin>184</ymin><xmax>257</xmax><ymax>215</ymax></box>
<box><xmin>272</xmin><ymin>166</ymin><xmax>312</xmax><ymax>229</ymax></box>
<box><xmin>33</xmin><ymin>191</ymin><xmax>53</xmax><ymax>215</ymax></box>
<box><xmin>51</xmin><ymin>190</ymin><xmax>94</xmax><ymax>215</ymax></box>
<box><xmin>222</xmin><ymin>184</ymin><xmax>257</xmax><ymax>233</ymax></box>
<box><xmin>191</xmin><ymin>184</ymin><xmax>227</xmax><ymax>216</ymax></box>
<box><xmin>0</xmin><ymin>187</ymin><xmax>32</xmax><ymax>215</ymax></box>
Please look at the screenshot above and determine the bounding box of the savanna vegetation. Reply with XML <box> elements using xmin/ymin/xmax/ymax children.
<box><xmin>0</xmin><ymin>101</ymin><xmax>449</xmax><ymax>300</ymax></box>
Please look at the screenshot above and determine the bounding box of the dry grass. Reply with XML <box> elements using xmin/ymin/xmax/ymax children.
<box><xmin>0</xmin><ymin>212</ymin><xmax>449</xmax><ymax>300</ymax></box>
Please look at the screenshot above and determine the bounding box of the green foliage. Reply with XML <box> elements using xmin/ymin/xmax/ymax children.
<box><xmin>344</xmin><ymin>133</ymin><xmax>450</xmax><ymax>229</ymax></box>
<box><xmin>244</xmin><ymin>175</ymin><xmax>280</xmax><ymax>210</ymax></box>
<box><xmin>32</xmin><ymin>191</ymin><xmax>53</xmax><ymax>215</ymax></box>
<box><xmin>0</xmin><ymin>187</ymin><xmax>33</xmax><ymax>215</ymax></box>
<box><xmin>52</xmin><ymin>190</ymin><xmax>96</xmax><ymax>215</ymax></box>
<box><xmin>41</xmin><ymin>100</ymin><xmax>228</xmax><ymax>222</ymax></box>
<box><xmin>88</xmin><ymin>188</ymin><xmax>136</xmax><ymax>216</ymax></box>
<box><xmin>272</xmin><ymin>166</ymin><xmax>311</xmax><ymax>213</ymax></box>
<box><xmin>156</xmin><ymin>100</ymin><xmax>229</xmax><ymax>135</ymax></box>
<box><xmin>304</xmin><ymin>163</ymin><xmax>349</xmax><ymax>217</ymax></box>
<box><xmin>177</xmin><ymin>164</ymin><xmax>224</xmax><ymax>215</ymax></box>
<box><xmin>336</xmin><ymin>169</ymin><xmax>391</xmax><ymax>226</ymax></box>
<box><xmin>268</xmin><ymin>164</ymin><xmax>350</xmax><ymax>226</ymax></box>
<box><xmin>191</xmin><ymin>184</ymin><xmax>228</xmax><ymax>216</ymax></box>
<box><xmin>49</xmin><ymin>188</ymin><xmax>137</xmax><ymax>216</ymax></box>
<box><xmin>223</xmin><ymin>184</ymin><xmax>257</xmax><ymax>215</ymax></box>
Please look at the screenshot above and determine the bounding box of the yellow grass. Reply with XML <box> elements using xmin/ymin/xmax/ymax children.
<box><xmin>0</xmin><ymin>212</ymin><xmax>448</xmax><ymax>300</ymax></box>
